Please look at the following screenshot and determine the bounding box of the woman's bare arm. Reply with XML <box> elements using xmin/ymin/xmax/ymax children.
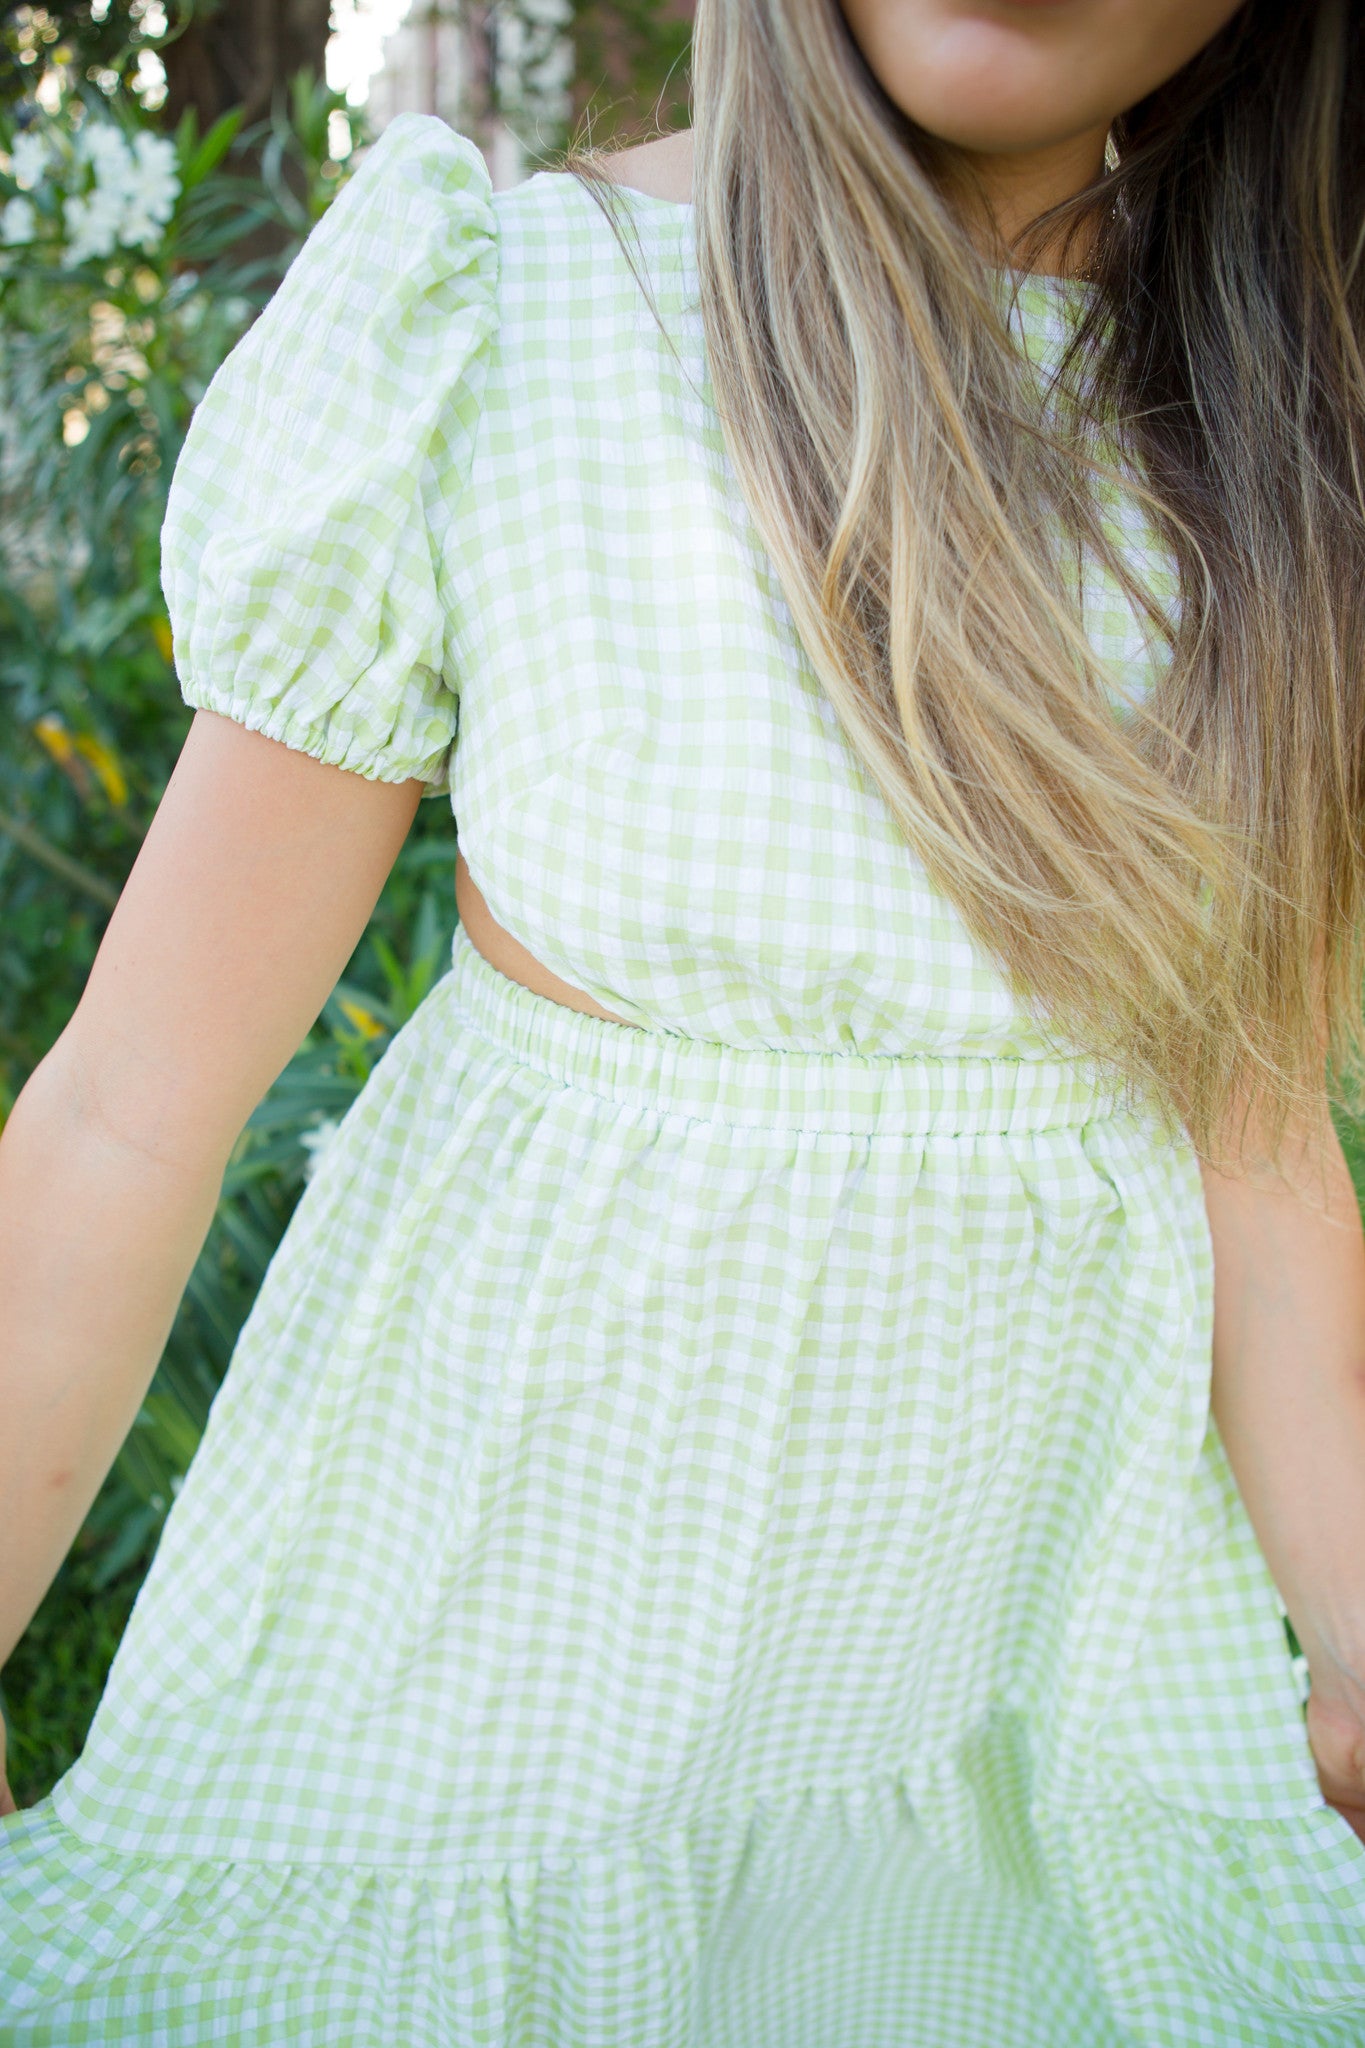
<box><xmin>0</xmin><ymin>710</ymin><xmax>426</xmax><ymax>1801</ymax></box>
<box><xmin>1200</xmin><ymin>1093</ymin><xmax>1365</xmax><ymax>1838</ymax></box>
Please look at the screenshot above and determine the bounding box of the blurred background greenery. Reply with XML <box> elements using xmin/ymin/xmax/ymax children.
<box><xmin>0</xmin><ymin>0</ymin><xmax>691</xmax><ymax>1805</ymax></box>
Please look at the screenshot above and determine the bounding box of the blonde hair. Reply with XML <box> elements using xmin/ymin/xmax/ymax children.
<box><xmin>562</xmin><ymin>0</ymin><xmax>1365</xmax><ymax>1182</ymax></box>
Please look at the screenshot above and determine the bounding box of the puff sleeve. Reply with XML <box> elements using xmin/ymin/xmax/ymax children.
<box><xmin>159</xmin><ymin>112</ymin><xmax>499</xmax><ymax>799</ymax></box>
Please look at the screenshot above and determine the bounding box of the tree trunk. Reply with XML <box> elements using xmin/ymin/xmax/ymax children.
<box><xmin>161</xmin><ymin>0</ymin><xmax>333</xmax><ymax>132</ymax></box>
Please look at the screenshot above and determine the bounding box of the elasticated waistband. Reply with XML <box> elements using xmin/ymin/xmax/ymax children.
<box><xmin>445</xmin><ymin>924</ymin><xmax>1129</xmax><ymax>1139</ymax></box>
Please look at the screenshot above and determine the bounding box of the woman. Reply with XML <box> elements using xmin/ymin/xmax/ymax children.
<box><xmin>2</xmin><ymin>0</ymin><xmax>1364</xmax><ymax>2039</ymax></box>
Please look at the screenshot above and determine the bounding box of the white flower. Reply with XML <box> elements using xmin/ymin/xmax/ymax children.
<box><xmin>300</xmin><ymin>1117</ymin><xmax>342</xmax><ymax>1182</ymax></box>
<box><xmin>119</xmin><ymin>130</ymin><xmax>179</xmax><ymax>249</ymax></box>
<box><xmin>61</xmin><ymin>119</ymin><xmax>181</xmax><ymax>263</ymax></box>
<box><xmin>63</xmin><ymin>183</ymin><xmax>125</xmax><ymax>263</ymax></box>
<box><xmin>75</xmin><ymin>120</ymin><xmax>132</xmax><ymax>177</ymax></box>
<box><xmin>1</xmin><ymin>196</ymin><xmax>36</xmax><ymax>245</ymax></box>
<box><xmin>10</xmin><ymin>129</ymin><xmax>51</xmax><ymax>190</ymax></box>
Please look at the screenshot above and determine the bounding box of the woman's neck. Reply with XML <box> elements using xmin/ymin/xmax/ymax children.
<box><xmin>952</xmin><ymin>122</ymin><xmax>1110</xmax><ymax>279</ymax></box>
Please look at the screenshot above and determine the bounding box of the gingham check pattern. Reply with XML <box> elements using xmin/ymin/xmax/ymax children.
<box><xmin>3</xmin><ymin>112</ymin><xmax>1363</xmax><ymax>2047</ymax></box>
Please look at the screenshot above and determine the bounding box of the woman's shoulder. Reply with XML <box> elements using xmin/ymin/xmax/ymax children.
<box><xmin>573</xmin><ymin>127</ymin><xmax>694</xmax><ymax>205</ymax></box>
<box><xmin>337</xmin><ymin>114</ymin><xmax>696</xmax><ymax>227</ymax></box>
<box><xmin>480</xmin><ymin>141</ymin><xmax>697</xmax><ymax>355</ymax></box>
<box><xmin>492</xmin><ymin>126</ymin><xmax>694</xmax><ymax>243</ymax></box>
<box><xmin>159</xmin><ymin>112</ymin><xmax>504</xmax><ymax>798</ymax></box>
<box><xmin>311</xmin><ymin>111</ymin><xmax>499</xmax><ymax>266</ymax></box>
<box><xmin>329</xmin><ymin>119</ymin><xmax>696</xmax><ymax>308</ymax></box>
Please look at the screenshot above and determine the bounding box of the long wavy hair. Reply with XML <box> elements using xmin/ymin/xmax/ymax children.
<box><xmin>560</xmin><ymin>0</ymin><xmax>1365</xmax><ymax>1184</ymax></box>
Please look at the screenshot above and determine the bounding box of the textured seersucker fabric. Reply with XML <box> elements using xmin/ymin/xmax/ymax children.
<box><xmin>3</xmin><ymin>111</ymin><xmax>1363</xmax><ymax>2047</ymax></box>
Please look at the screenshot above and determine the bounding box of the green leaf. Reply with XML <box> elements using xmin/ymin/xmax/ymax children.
<box><xmin>173</xmin><ymin>105</ymin><xmax>200</xmax><ymax>162</ymax></box>
<box><xmin>181</xmin><ymin>106</ymin><xmax>246</xmax><ymax>193</ymax></box>
<box><xmin>86</xmin><ymin>1502</ymin><xmax>164</xmax><ymax>1591</ymax></box>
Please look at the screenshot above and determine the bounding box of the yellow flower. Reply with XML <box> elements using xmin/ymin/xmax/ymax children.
<box><xmin>73</xmin><ymin>731</ymin><xmax>128</xmax><ymax>807</ymax></box>
<box><xmin>337</xmin><ymin>998</ymin><xmax>386</xmax><ymax>1041</ymax></box>
<box><xmin>151</xmin><ymin>615</ymin><xmax>174</xmax><ymax>664</ymax></box>
<box><xmin>33</xmin><ymin>715</ymin><xmax>128</xmax><ymax>806</ymax></box>
<box><xmin>33</xmin><ymin>714</ymin><xmax>75</xmax><ymax>767</ymax></box>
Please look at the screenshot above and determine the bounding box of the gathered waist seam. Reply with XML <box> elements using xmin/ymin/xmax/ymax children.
<box><xmin>442</xmin><ymin>927</ymin><xmax>1131</xmax><ymax>1139</ymax></box>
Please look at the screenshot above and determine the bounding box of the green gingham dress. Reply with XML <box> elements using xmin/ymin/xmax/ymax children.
<box><xmin>3</xmin><ymin>110</ymin><xmax>1365</xmax><ymax>2047</ymax></box>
